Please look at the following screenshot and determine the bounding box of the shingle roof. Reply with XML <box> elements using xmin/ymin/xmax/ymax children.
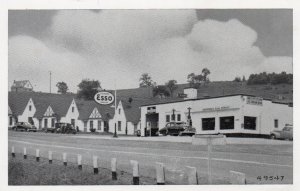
<box><xmin>76</xmin><ymin>99</ymin><xmax>114</xmax><ymax>121</ymax></box>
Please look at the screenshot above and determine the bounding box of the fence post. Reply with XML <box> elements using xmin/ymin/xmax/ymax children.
<box><xmin>63</xmin><ymin>153</ymin><xmax>67</xmax><ymax>166</ymax></box>
<box><xmin>186</xmin><ymin>166</ymin><xmax>198</xmax><ymax>185</ymax></box>
<box><xmin>77</xmin><ymin>154</ymin><xmax>82</xmax><ymax>170</ymax></box>
<box><xmin>130</xmin><ymin>160</ymin><xmax>139</xmax><ymax>185</ymax></box>
<box><xmin>111</xmin><ymin>158</ymin><xmax>117</xmax><ymax>180</ymax></box>
<box><xmin>11</xmin><ymin>146</ymin><xmax>15</xmax><ymax>158</ymax></box>
<box><xmin>93</xmin><ymin>156</ymin><xmax>98</xmax><ymax>174</ymax></box>
<box><xmin>23</xmin><ymin>147</ymin><xmax>27</xmax><ymax>159</ymax></box>
<box><xmin>156</xmin><ymin>162</ymin><xmax>165</xmax><ymax>185</ymax></box>
<box><xmin>48</xmin><ymin>151</ymin><xmax>52</xmax><ymax>164</ymax></box>
<box><xmin>230</xmin><ymin>171</ymin><xmax>246</xmax><ymax>184</ymax></box>
<box><xmin>207</xmin><ymin>138</ymin><xmax>212</xmax><ymax>184</ymax></box>
<box><xmin>36</xmin><ymin>149</ymin><xmax>40</xmax><ymax>162</ymax></box>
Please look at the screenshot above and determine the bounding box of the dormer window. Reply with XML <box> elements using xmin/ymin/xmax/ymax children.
<box><xmin>29</xmin><ymin>105</ymin><xmax>32</xmax><ymax>111</ymax></box>
<box><xmin>72</xmin><ymin>107</ymin><xmax>74</xmax><ymax>112</ymax></box>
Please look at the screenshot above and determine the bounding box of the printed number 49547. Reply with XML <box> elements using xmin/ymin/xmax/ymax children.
<box><xmin>257</xmin><ymin>176</ymin><xmax>284</xmax><ymax>181</ymax></box>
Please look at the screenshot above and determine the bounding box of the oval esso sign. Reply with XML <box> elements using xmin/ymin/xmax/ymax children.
<box><xmin>94</xmin><ymin>91</ymin><xmax>115</xmax><ymax>105</ymax></box>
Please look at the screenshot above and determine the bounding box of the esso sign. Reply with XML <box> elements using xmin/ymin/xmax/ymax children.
<box><xmin>94</xmin><ymin>91</ymin><xmax>115</xmax><ymax>105</ymax></box>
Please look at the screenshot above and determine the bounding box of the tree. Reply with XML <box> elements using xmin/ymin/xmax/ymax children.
<box><xmin>165</xmin><ymin>80</ymin><xmax>178</xmax><ymax>97</ymax></box>
<box><xmin>201</xmin><ymin>68</ymin><xmax>211</xmax><ymax>85</ymax></box>
<box><xmin>56</xmin><ymin>81</ymin><xmax>69</xmax><ymax>94</ymax></box>
<box><xmin>242</xmin><ymin>76</ymin><xmax>246</xmax><ymax>82</ymax></box>
<box><xmin>77</xmin><ymin>79</ymin><xmax>102</xmax><ymax>100</ymax></box>
<box><xmin>153</xmin><ymin>85</ymin><xmax>170</xmax><ymax>97</ymax></box>
<box><xmin>233</xmin><ymin>77</ymin><xmax>241</xmax><ymax>82</ymax></box>
<box><xmin>139</xmin><ymin>73</ymin><xmax>155</xmax><ymax>87</ymax></box>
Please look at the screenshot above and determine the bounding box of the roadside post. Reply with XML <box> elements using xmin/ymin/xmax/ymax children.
<box><xmin>36</xmin><ymin>149</ymin><xmax>40</xmax><ymax>162</ymax></box>
<box><xmin>186</xmin><ymin>166</ymin><xmax>198</xmax><ymax>185</ymax></box>
<box><xmin>77</xmin><ymin>154</ymin><xmax>82</xmax><ymax>170</ymax></box>
<box><xmin>48</xmin><ymin>151</ymin><xmax>52</xmax><ymax>164</ymax></box>
<box><xmin>156</xmin><ymin>162</ymin><xmax>165</xmax><ymax>185</ymax></box>
<box><xmin>63</xmin><ymin>153</ymin><xmax>67</xmax><ymax>166</ymax></box>
<box><xmin>111</xmin><ymin>158</ymin><xmax>117</xmax><ymax>180</ymax></box>
<box><xmin>23</xmin><ymin>147</ymin><xmax>27</xmax><ymax>159</ymax></box>
<box><xmin>192</xmin><ymin>134</ymin><xmax>226</xmax><ymax>184</ymax></box>
<box><xmin>11</xmin><ymin>146</ymin><xmax>15</xmax><ymax>158</ymax></box>
<box><xmin>130</xmin><ymin>160</ymin><xmax>139</xmax><ymax>185</ymax></box>
<box><xmin>93</xmin><ymin>156</ymin><xmax>99</xmax><ymax>174</ymax></box>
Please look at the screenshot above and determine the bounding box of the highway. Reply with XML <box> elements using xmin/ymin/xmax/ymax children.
<box><xmin>8</xmin><ymin>131</ymin><xmax>293</xmax><ymax>184</ymax></box>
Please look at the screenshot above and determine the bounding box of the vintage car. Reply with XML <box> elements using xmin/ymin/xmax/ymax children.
<box><xmin>54</xmin><ymin>122</ymin><xmax>77</xmax><ymax>134</ymax></box>
<box><xmin>270</xmin><ymin>124</ymin><xmax>293</xmax><ymax>140</ymax></box>
<box><xmin>179</xmin><ymin>127</ymin><xmax>196</xmax><ymax>136</ymax></box>
<box><xmin>12</xmin><ymin>122</ymin><xmax>37</xmax><ymax>132</ymax></box>
<box><xmin>159</xmin><ymin>122</ymin><xmax>186</xmax><ymax>136</ymax></box>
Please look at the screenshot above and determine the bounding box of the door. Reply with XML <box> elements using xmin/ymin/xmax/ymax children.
<box><xmin>71</xmin><ymin>119</ymin><xmax>75</xmax><ymax>127</ymax></box>
<box><xmin>44</xmin><ymin>118</ymin><xmax>48</xmax><ymax>128</ymax></box>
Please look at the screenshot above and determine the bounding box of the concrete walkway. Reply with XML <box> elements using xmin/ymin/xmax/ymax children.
<box><xmin>72</xmin><ymin>134</ymin><xmax>292</xmax><ymax>145</ymax></box>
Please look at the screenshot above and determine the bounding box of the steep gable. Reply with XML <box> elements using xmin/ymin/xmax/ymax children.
<box><xmin>89</xmin><ymin>107</ymin><xmax>102</xmax><ymax>118</ymax></box>
<box><xmin>44</xmin><ymin>106</ymin><xmax>54</xmax><ymax>117</ymax></box>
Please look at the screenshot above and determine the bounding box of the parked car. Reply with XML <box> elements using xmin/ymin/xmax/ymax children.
<box><xmin>179</xmin><ymin>127</ymin><xmax>196</xmax><ymax>136</ymax></box>
<box><xmin>44</xmin><ymin>126</ymin><xmax>56</xmax><ymax>133</ymax></box>
<box><xmin>270</xmin><ymin>125</ymin><xmax>293</xmax><ymax>140</ymax></box>
<box><xmin>12</xmin><ymin>122</ymin><xmax>37</xmax><ymax>132</ymax></box>
<box><xmin>54</xmin><ymin>122</ymin><xmax>77</xmax><ymax>134</ymax></box>
<box><xmin>159</xmin><ymin>122</ymin><xmax>186</xmax><ymax>136</ymax></box>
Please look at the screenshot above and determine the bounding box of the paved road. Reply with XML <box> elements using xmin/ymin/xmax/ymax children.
<box><xmin>8</xmin><ymin>131</ymin><xmax>293</xmax><ymax>184</ymax></box>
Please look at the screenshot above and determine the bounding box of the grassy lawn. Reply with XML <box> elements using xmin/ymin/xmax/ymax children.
<box><xmin>8</xmin><ymin>153</ymin><xmax>157</xmax><ymax>185</ymax></box>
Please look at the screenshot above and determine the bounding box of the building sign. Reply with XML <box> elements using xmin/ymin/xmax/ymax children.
<box><xmin>246</xmin><ymin>96</ymin><xmax>263</xmax><ymax>106</ymax></box>
<box><xmin>202</xmin><ymin>106</ymin><xmax>230</xmax><ymax>112</ymax></box>
<box><xmin>147</xmin><ymin>106</ymin><xmax>156</xmax><ymax>113</ymax></box>
<box><xmin>178</xmin><ymin>93</ymin><xmax>187</xmax><ymax>98</ymax></box>
<box><xmin>94</xmin><ymin>91</ymin><xmax>115</xmax><ymax>105</ymax></box>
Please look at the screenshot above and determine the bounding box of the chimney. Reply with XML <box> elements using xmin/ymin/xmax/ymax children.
<box><xmin>183</xmin><ymin>88</ymin><xmax>197</xmax><ymax>100</ymax></box>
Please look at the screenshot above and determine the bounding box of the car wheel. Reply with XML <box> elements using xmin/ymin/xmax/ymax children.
<box><xmin>270</xmin><ymin>134</ymin><xmax>276</xmax><ymax>140</ymax></box>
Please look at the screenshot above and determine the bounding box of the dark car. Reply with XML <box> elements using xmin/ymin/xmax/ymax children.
<box><xmin>44</xmin><ymin>126</ymin><xmax>56</xmax><ymax>133</ymax></box>
<box><xmin>54</xmin><ymin>122</ymin><xmax>77</xmax><ymax>134</ymax></box>
<box><xmin>159</xmin><ymin>122</ymin><xmax>186</xmax><ymax>136</ymax></box>
<box><xmin>179</xmin><ymin>127</ymin><xmax>196</xmax><ymax>136</ymax></box>
<box><xmin>270</xmin><ymin>125</ymin><xmax>293</xmax><ymax>140</ymax></box>
<box><xmin>12</xmin><ymin>122</ymin><xmax>37</xmax><ymax>132</ymax></box>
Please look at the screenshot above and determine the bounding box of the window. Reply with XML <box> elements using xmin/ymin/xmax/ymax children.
<box><xmin>90</xmin><ymin>120</ymin><xmax>94</xmax><ymax>129</ymax></box>
<box><xmin>171</xmin><ymin>114</ymin><xmax>175</xmax><ymax>121</ymax></box>
<box><xmin>202</xmin><ymin>118</ymin><xmax>215</xmax><ymax>131</ymax></box>
<box><xmin>51</xmin><ymin>118</ymin><xmax>55</xmax><ymax>127</ymax></box>
<box><xmin>274</xmin><ymin>119</ymin><xmax>278</xmax><ymax>128</ymax></box>
<box><xmin>44</xmin><ymin>118</ymin><xmax>48</xmax><ymax>128</ymax></box>
<box><xmin>244</xmin><ymin>116</ymin><xmax>256</xmax><ymax>130</ymax></box>
<box><xmin>71</xmin><ymin>119</ymin><xmax>75</xmax><ymax>127</ymax></box>
<box><xmin>220</xmin><ymin>116</ymin><xmax>234</xmax><ymax>130</ymax></box>
<box><xmin>28</xmin><ymin>117</ymin><xmax>34</xmax><ymax>125</ymax></box>
<box><xmin>166</xmin><ymin>115</ymin><xmax>170</xmax><ymax>122</ymax></box>
<box><xmin>177</xmin><ymin>114</ymin><xmax>181</xmax><ymax>121</ymax></box>
<box><xmin>72</xmin><ymin>107</ymin><xmax>74</xmax><ymax>112</ymax></box>
<box><xmin>98</xmin><ymin>120</ymin><xmax>101</xmax><ymax>130</ymax></box>
<box><xmin>84</xmin><ymin>121</ymin><xmax>87</xmax><ymax>128</ymax></box>
<box><xmin>118</xmin><ymin>121</ymin><xmax>122</xmax><ymax>131</ymax></box>
<box><xmin>29</xmin><ymin>105</ymin><xmax>32</xmax><ymax>111</ymax></box>
<box><xmin>118</xmin><ymin>108</ymin><xmax>121</xmax><ymax>114</ymax></box>
<box><xmin>9</xmin><ymin>117</ymin><xmax>13</xmax><ymax>125</ymax></box>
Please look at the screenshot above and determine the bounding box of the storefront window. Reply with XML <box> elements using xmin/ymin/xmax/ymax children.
<box><xmin>202</xmin><ymin>118</ymin><xmax>215</xmax><ymax>130</ymax></box>
<box><xmin>166</xmin><ymin>115</ymin><xmax>170</xmax><ymax>122</ymax></box>
<box><xmin>244</xmin><ymin>116</ymin><xmax>256</xmax><ymax>130</ymax></box>
<box><xmin>220</xmin><ymin>116</ymin><xmax>234</xmax><ymax>130</ymax></box>
<box><xmin>177</xmin><ymin>114</ymin><xmax>181</xmax><ymax>121</ymax></box>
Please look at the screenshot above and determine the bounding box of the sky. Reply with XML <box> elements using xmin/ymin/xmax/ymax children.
<box><xmin>8</xmin><ymin>9</ymin><xmax>293</xmax><ymax>93</ymax></box>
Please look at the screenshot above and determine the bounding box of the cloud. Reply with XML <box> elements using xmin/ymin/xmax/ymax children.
<box><xmin>9</xmin><ymin>10</ymin><xmax>292</xmax><ymax>93</ymax></box>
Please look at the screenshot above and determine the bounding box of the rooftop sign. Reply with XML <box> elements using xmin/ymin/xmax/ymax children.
<box><xmin>94</xmin><ymin>91</ymin><xmax>115</xmax><ymax>105</ymax></box>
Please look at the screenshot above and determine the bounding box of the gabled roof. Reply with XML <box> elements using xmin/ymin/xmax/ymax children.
<box><xmin>11</xmin><ymin>80</ymin><xmax>33</xmax><ymax>89</ymax></box>
<box><xmin>76</xmin><ymin>99</ymin><xmax>114</xmax><ymax>121</ymax></box>
<box><xmin>8</xmin><ymin>92</ymin><xmax>75</xmax><ymax>119</ymax></box>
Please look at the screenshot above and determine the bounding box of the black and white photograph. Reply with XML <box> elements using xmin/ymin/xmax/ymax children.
<box><xmin>2</xmin><ymin>1</ymin><xmax>297</xmax><ymax>188</ymax></box>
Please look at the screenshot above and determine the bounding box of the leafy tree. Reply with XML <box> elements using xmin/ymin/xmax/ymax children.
<box><xmin>187</xmin><ymin>68</ymin><xmax>210</xmax><ymax>88</ymax></box>
<box><xmin>202</xmin><ymin>68</ymin><xmax>211</xmax><ymax>85</ymax></box>
<box><xmin>139</xmin><ymin>73</ymin><xmax>155</xmax><ymax>87</ymax></box>
<box><xmin>242</xmin><ymin>75</ymin><xmax>246</xmax><ymax>82</ymax></box>
<box><xmin>233</xmin><ymin>77</ymin><xmax>241</xmax><ymax>82</ymax></box>
<box><xmin>77</xmin><ymin>79</ymin><xmax>102</xmax><ymax>100</ymax></box>
<box><xmin>56</xmin><ymin>81</ymin><xmax>69</xmax><ymax>94</ymax></box>
<box><xmin>153</xmin><ymin>85</ymin><xmax>170</xmax><ymax>97</ymax></box>
<box><xmin>165</xmin><ymin>80</ymin><xmax>178</xmax><ymax>97</ymax></box>
<box><xmin>247</xmin><ymin>72</ymin><xmax>292</xmax><ymax>85</ymax></box>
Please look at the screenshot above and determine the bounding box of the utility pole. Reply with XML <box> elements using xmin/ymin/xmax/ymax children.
<box><xmin>49</xmin><ymin>71</ymin><xmax>52</xmax><ymax>93</ymax></box>
<box><xmin>113</xmin><ymin>79</ymin><xmax>118</xmax><ymax>138</ymax></box>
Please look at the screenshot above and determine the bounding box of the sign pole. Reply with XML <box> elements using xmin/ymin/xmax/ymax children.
<box><xmin>113</xmin><ymin>79</ymin><xmax>118</xmax><ymax>138</ymax></box>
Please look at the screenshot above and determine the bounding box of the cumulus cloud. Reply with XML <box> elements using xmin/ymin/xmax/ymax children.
<box><xmin>9</xmin><ymin>10</ymin><xmax>292</xmax><ymax>93</ymax></box>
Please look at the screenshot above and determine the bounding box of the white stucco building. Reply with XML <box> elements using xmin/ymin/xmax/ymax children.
<box><xmin>140</xmin><ymin>90</ymin><xmax>293</xmax><ymax>137</ymax></box>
